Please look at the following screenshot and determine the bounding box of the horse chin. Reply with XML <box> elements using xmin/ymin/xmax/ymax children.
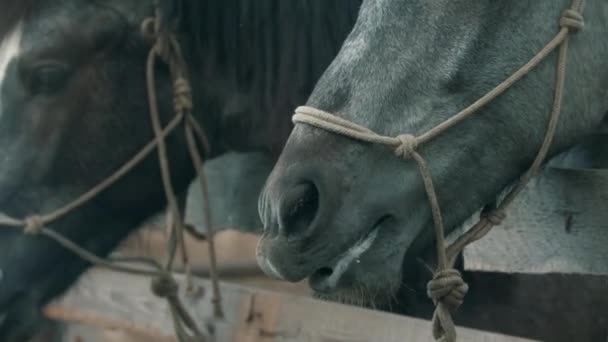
<box><xmin>311</xmin><ymin>285</ymin><xmax>397</xmax><ymax>312</ymax></box>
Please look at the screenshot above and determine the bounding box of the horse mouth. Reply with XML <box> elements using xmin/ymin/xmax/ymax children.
<box><xmin>328</xmin><ymin>219</ymin><xmax>383</xmax><ymax>273</ymax></box>
<box><xmin>256</xmin><ymin>215</ymin><xmax>389</xmax><ymax>284</ymax></box>
<box><xmin>308</xmin><ymin>215</ymin><xmax>390</xmax><ymax>294</ymax></box>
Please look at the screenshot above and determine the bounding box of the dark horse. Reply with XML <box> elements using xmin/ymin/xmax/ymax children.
<box><xmin>258</xmin><ymin>0</ymin><xmax>608</xmax><ymax>341</ymax></box>
<box><xmin>0</xmin><ymin>0</ymin><xmax>361</xmax><ymax>340</ymax></box>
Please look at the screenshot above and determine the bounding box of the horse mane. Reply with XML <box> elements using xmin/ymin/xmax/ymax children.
<box><xmin>164</xmin><ymin>0</ymin><xmax>362</xmax><ymax>152</ymax></box>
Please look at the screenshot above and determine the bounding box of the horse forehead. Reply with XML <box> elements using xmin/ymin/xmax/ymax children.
<box><xmin>0</xmin><ymin>21</ymin><xmax>24</xmax><ymax>92</ymax></box>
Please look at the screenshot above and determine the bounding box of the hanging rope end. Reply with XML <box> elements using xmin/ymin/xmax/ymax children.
<box><xmin>428</xmin><ymin>269</ymin><xmax>466</xmax><ymax>342</ymax></box>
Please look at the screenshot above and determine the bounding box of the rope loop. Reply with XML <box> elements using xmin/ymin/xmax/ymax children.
<box><xmin>140</xmin><ymin>17</ymin><xmax>159</xmax><ymax>43</ymax></box>
<box><xmin>394</xmin><ymin>134</ymin><xmax>418</xmax><ymax>159</ymax></box>
<box><xmin>480</xmin><ymin>210</ymin><xmax>506</xmax><ymax>226</ymax></box>
<box><xmin>427</xmin><ymin>269</ymin><xmax>469</xmax><ymax>311</ymax></box>
<box><xmin>140</xmin><ymin>11</ymin><xmax>173</xmax><ymax>64</ymax></box>
<box><xmin>560</xmin><ymin>9</ymin><xmax>584</xmax><ymax>32</ymax></box>
<box><xmin>151</xmin><ymin>274</ymin><xmax>179</xmax><ymax>299</ymax></box>
<box><xmin>24</xmin><ymin>216</ymin><xmax>45</xmax><ymax>235</ymax></box>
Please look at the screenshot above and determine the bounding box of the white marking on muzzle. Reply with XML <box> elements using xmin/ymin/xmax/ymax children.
<box><xmin>261</xmin><ymin>257</ymin><xmax>285</xmax><ymax>280</ymax></box>
<box><xmin>255</xmin><ymin>242</ymin><xmax>289</xmax><ymax>281</ymax></box>
<box><xmin>325</xmin><ymin>229</ymin><xmax>379</xmax><ymax>289</ymax></box>
<box><xmin>0</xmin><ymin>20</ymin><xmax>24</xmax><ymax>113</ymax></box>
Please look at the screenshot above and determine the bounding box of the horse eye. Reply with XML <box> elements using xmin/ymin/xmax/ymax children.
<box><xmin>29</xmin><ymin>63</ymin><xmax>70</xmax><ymax>95</ymax></box>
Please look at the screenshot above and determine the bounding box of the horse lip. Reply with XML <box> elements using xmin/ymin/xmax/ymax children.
<box><xmin>257</xmin><ymin>255</ymin><xmax>287</xmax><ymax>281</ymax></box>
<box><xmin>255</xmin><ymin>238</ymin><xmax>290</xmax><ymax>281</ymax></box>
<box><xmin>320</xmin><ymin>220</ymin><xmax>383</xmax><ymax>289</ymax></box>
<box><xmin>338</xmin><ymin>215</ymin><xmax>390</xmax><ymax>264</ymax></box>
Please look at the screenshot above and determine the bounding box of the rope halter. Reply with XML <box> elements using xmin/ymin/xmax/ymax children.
<box><xmin>394</xmin><ymin>134</ymin><xmax>419</xmax><ymax>159</ymax></box>
<box><xmin>560</xmin><ymin>9</ymin><xmax>584</xmax><ymax>32</ymax></box>
<box><xmin>24</xmin><ymin>216</ymin><xmax>44</xmax><ymax>235</ymax></box>
<box><xmin>292</xmin><ymin>1</ymin><xmax>584</xmax><ymax>341</ymax></box>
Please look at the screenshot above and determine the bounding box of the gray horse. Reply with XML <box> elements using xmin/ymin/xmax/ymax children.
<box><xmin>258</xmin><ymin>0</ymin><xmax>608</xmax><ymax>340</ymax></box>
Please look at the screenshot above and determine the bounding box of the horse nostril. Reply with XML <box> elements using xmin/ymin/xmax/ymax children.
<box><xmin>279</xmin><ymin>181</ymin><xmax>319</xmax><ymax>237</ymax></box>
<box><xmin>309</xmin><ymin>267</ymin><xmax>336</xmax><ymax>293</ymax></box>
<box><xmin>316</xmin><ymin>267</ymin><xmax>333</xmax><ymax>278</ymax></box>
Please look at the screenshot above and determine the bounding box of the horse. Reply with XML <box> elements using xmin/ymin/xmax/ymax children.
<box><xmin>0</xmin><ymin>0</ymin><xmax>361</xmax><ymax>340</ymax></box>
<box><xmin>257</xmin><ymin>0</ymin><xmax>608</xmax><ymax>340</ymax></box>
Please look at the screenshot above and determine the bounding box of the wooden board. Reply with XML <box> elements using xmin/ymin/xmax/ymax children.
<box><xmin>44</xmin><ymin>268</ymin><xmax>535</xmax><ymax>342</ymax></box>
<box><xmin>463</xmin><ymin>165</ymin><xmax>608</xmax><ymax>275</ymax></box>
<box><xmin>116</xmin><ymin>227</ymin><xmax>311</xmax><ymax>296</ymax></box>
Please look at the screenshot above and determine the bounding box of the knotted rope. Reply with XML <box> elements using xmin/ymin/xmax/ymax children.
<box><xmin>141</xmin><ymin>8</ymin><xmax>224</xmax><ymax>339</ymax></box>
<box><xmin>293</xmin><ymin>1</ymin><xmax>584</xmax><ymax>341</ymax></box>
<box><xmin>0</xmin><ymin>6</ymin><xmax>223</xmax><ymax>342</ymax></box>
<box><xmin>151</xmin><ymin>274</ymin><xmax>205</xmax><ymax>342</ymax></box>
<box><xmin>23</xmin><ymin>216</ymin><xmax>44</xmax><ymax>235</ymax></box>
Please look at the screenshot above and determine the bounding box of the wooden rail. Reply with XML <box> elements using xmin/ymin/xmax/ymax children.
<box><xmin>44</xmin><ymin>268</ymin><xmax>536</xmax><ymax>342</ymax></box>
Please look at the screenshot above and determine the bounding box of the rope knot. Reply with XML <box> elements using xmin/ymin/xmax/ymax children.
<box><xmin>481</xmin><ymin>210</ymin><xmax>506</xmax><ymax>226</ymax></box>
<box><xmin>560</xmin><ymin>9</ymin><xmax>584</xmax><ymax>32</ymax></box>
<box><xmin>24</xmin><ymin>216</ymin><xmax>44</xmax><ymax>235</ymax></box>
<box><xmin>151</xmin><ymin>274</ymin><xmax>179</xmax><ymax>298</ymax></box>
<box><xmin>173</xmin><ymin>77</ymin><xmax>193</xmax><ymax>113</ymax></box>
<box><xmin>394</xmin><ymin>134</ymin><xmax>418</xmax><ymax>159</ymax></box>
<box><xmin>140</xmin><ymin>14</ymin><xmax>173</xmax><ymax>63</ymax></box>
<box><xmin>427</xmin><ymin>269</ymin><xmax>469</xmax><ymax>311</ymax></box>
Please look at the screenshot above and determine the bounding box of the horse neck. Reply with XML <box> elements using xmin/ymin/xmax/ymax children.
<box><xmin>378</xmin><ymin>0</ymin><xmax>608</xmax><ymax>266</ymax></box>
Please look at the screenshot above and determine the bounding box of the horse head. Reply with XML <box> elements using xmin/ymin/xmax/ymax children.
<box><xmin>0</xmin><ymin>1</ymin><xmax>208</xmax><ymax>339</ymax></box>
<box><xmin>258</xmin><ymin>0</ymin><xmax>608</xmax><ymax>309</ymax></box>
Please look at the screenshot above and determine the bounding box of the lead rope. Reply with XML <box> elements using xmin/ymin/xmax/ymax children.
<box><xmin>292</xmin><ymin>2</ymin><xmax>584</xmax><ymax>341</ymax></box>
<box><xmin>141</xmin><ymin>7</ymin><xmax>224</xmax><ymax>340</ymax></box>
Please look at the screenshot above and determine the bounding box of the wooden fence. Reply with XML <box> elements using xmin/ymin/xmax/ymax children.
<box><xmin>44</xmin><ymin>268</ymin><xmax>535</xmax><ymax>342</ymax></box>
